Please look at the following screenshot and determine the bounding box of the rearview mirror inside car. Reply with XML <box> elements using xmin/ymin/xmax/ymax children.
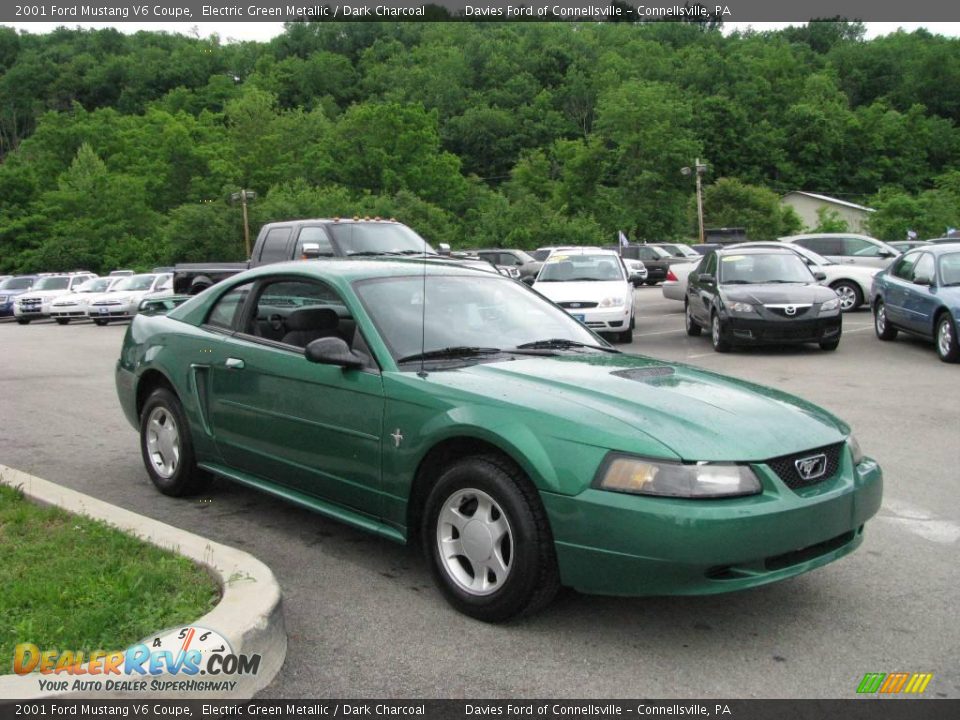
<box><xmin>305</xmin><ymin>337</ymin><xmax>364</xmax><ymax>369</ymax></box>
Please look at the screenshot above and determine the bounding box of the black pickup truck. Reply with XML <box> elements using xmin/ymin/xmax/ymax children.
<box><xmin>174</xmin><ymin>218</ymin><xmax>499</xmax><ymax>294</ymax></box>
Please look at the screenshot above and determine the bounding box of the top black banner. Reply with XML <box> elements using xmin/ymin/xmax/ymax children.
<box><xmin>3</xmin><ymin>1</ymin><xmax>960</xmax><ymax>24</ymax></box>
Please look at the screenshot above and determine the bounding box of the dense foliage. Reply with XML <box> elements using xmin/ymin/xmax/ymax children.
<box><xmin>1</xmin><ymin>21</ymin><xmax>958</xmax><ymax>273</ymax></box>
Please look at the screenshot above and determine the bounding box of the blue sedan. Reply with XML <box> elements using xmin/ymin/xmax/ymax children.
<box><xmin>871</xmin><ymin>243</ymin><xmax>960</xmax><ymax>362</ymax></box>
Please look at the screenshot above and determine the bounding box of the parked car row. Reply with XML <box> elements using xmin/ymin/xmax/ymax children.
<box><xmin>0</xmin><ymin>271</ymin><xmax>173</xmax><ymax>325</ymax></box>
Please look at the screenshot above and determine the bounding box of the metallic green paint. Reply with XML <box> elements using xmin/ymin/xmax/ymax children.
<box><xmin>116</xmin><ymin>259</ymin><xmax>882</xmax><ymax>597</ymax></box>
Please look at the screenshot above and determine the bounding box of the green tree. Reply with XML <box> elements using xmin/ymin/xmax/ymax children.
<box><xmin>701</xmin><ymin>178</ymin><xmax>802</xmax><ymax>240</ymax></box>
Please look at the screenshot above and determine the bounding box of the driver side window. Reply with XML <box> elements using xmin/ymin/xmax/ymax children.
<box><xmin>891</xmin><ymin>253</ymin><xmax>919</xmax><ymax>281</ymax></box>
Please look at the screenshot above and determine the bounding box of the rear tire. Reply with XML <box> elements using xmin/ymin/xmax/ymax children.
<box><xmin>711</xmin><ymin>312</ymin><xmax>730</xmax><ymax>352</ymax></box>
<box><xmin>422</xmin><ymin>455</ymin><xmax>559</xmax><ymax>622</ymax></box>
<box><xmin>874</xmin><ymin>300</ymin><xmax>898</xmax><ymax>341</ymax></box>
<box><xmin>139</xmin><ymin>387</ymin><xmax>211</xmax><ymax>497</ymax></box>
<box><xmin>936</xmin><ymin>313</ymin><xmax>960</xmax><ymax>363</ymax></box>
<box><xmin>685</xmin><ymin>301</ymin><xmax>702</xmax><ymax>336</ymax></box>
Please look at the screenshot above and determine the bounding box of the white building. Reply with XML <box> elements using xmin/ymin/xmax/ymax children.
<box><xmin>781</xmin><ymin>191</ymin><xmax>875</xmax><ymax>234</ymax></box>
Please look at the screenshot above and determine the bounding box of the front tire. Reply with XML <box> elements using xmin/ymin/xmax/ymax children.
<box><xmin>685</xmin><ymin>301</ymin><xmax>702</xmax><ymax>336</ymax></box>
<box><xmin>711</xmin><ymin>312</ymin><xmax>730</xmax><ymax>352</ymax></box>
<box><xmin>830</xmin><ymin>281</ymin><xmax>863</xmax><ymax>312</ymax></box>
<box><xmin>874</xmin><ymin>300</ymin><xmax>898</xmax><ymax>341</ymax></box>
<box><xmin>55</xmin><ymin>318</ymin><xmax>70</xmax><ymax>325</ymax></box>
<box><xmin>93</xmin><ymin>318</ymin><xmax>108</xmax><ymax>326</ymax></box>
<box><xmin>819</xmin><ymin>339</ymin><xmax>840</xmax><ymax>351</ymax></box>
<box><xmin>139</xmin><ymin>387</ymin><xmax>210</xmax><ymax>497</ymax></box>
<box><xmin>422</xmin><ymin>455</ymin><xmax>559</xmax><ymax>622</ymax></box>
<box><xmin>936</xmin><ymin>313</ymin><xmax>960</xmax><ymax>363</ymax></box>
<box><xmin>16</xmin><ymin>318</ymin><xmax>29</xmax><ymax>325</ymax></box>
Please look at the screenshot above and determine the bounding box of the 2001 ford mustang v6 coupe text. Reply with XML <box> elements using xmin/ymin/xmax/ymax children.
<box><xmin>116</xmin><ymin>259</ymin><xmax>883</xmax><ymax>621</ymax></box>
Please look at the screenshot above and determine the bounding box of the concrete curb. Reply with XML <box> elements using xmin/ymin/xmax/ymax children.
<box><xmin>0</xmin><ymin>464</ymin><xmax>287</xmax><ymax>699</ymax></box>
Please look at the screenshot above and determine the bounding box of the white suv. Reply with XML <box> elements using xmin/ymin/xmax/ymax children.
<box><xmin>780</xmin><ymin>234</ymin><xmax>900</xmax><ymax>269</ymax></box>
<box><xmin>87</xmin><ymin>273</ymin><xmax>173</xmax><ymax>325</ymax></box>
<box><xmin>532</xmin><ymin>248</ymin><xmax>636</xmax><ymax>343</ymax></box>
<box><xmin>14</xmin><ymin>273</ymin><xmax>97</xmax><ymax>324</ymax></box>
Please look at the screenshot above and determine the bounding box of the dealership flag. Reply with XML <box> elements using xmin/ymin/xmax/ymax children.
<box><xmin>618</xmin><ymin>231</ymin><xmax>629</xmax><ymax>247</ymax></box>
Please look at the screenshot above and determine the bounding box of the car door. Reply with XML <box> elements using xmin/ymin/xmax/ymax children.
<box><xmin>207</xmin><ymin>276</ymin><xmax>386</xmax><ymax>517</ymax></box>
<box><xmin>882</xmin><ymin>252</ymin><xmax>920</xmax><ymax>327</ymax></box>
<box><xmin>841</xmin><ymin>237</ymin><xmax>895</xmax><ymax>269</ymax></box>
<box><xmin>900</xmin><ymin>252</ymin><xmax>940</xmax><ymax>336</ymax></box>
<box><xmin>688</xmin><ymin>252</ymin><xmax>717</xmax><ymax>325</ymax></box>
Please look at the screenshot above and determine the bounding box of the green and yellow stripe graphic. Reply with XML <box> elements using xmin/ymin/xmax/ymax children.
<box><xmin>857</xmin><ymin>672</ymin><xmax>933</xmax><ymax>694</ymax></box>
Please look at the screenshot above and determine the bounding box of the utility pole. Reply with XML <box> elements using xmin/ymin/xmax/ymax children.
<box><xmin>230</xmin><ymin>189</ymin><xmax>257</xmax><ymax>257</ymax></box>
<box><xmin>681</xmin><ymin>160</ymin><xmax>708</xmax><ymax>244</ymax></box>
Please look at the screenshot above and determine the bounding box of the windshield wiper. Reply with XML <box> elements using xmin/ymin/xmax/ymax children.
<box><xmin>347</xmin><ymin>251</ymin><xmax>404</xmax><ymax>257</ymax></box>
<box><xmin>515</xmin><ymin>338</ymin><xmax>619</xmax><ymax>353</ymax></box>
<box><xmin>397</xmin><ymin>346</ymin><xmax>503</xmax><ymax>363</ymax></box>
<box><xmin>394</xmin><ymin>249</ymin><xmax>439</xmax><ymax>256</ymax></box>
<box><xmin>722</xmin><ymin>280</ymin><xmax>754</xmax><ymax>284</ymax></box>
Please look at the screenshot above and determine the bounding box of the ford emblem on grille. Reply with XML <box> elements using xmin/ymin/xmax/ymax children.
<box><xmin>785</xmin><ymin>305</ymin><xmax>797</xmax><ymax>316</ymax></box>
<box><xmin>794</xmin><ymin>453</ymin><xmax>827</xmax><ymax>480</ymax></box>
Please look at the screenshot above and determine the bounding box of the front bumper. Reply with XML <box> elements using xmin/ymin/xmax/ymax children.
<box><xmin>573</xmin><ymin>307</ymin><xmax>631</xmax><ymax>333</ymax></box>
<box><xmin>721</xmin><ymin>313</ymin><xmax>842</xmax><ymax>346</ymax></box>
<box><xmin>14</xmin><ymin>303</ymin><xmax>48</xmax><ymax>319</ymax></box>
<box><xmin>541</xmin><ymin>451</ymin><xmax>882</xmax><ymax>596</ymax></box>
<box><xmin>50</xmin><ymin>305</ymin><xmax>88</xmax><ymax>318</ymax></box>
<box><xmin>88</xmin><ymin>302</ymin><xmax>137</xmax><ymax>319</ymax></box>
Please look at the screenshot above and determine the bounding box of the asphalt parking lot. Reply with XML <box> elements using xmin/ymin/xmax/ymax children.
<box><xmin>1</xmin><ymin>288</ymin><xmax>958</xmax><ymax>699</ymax></box>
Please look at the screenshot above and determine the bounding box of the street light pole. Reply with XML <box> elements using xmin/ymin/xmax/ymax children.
<box><xmin>681</xmin><ymin>159</ymin><xmax>708</xmax><ymax>244</ymax></box>
<box><xmin>230</xmin><ymin>189</ymin><xmax>257</xmax><ymax>258</ymax></box>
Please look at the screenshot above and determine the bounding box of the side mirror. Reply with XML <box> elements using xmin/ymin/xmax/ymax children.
<box><xmin>878</xmin><ymin>250</ymin><xmax>896</xmax><ymax>258</ymax></box>
<box><xmin>697</xmin><ymin>273</ymin><xmax>715</xmax><ymax>283</ymax></box>
<box><xmin>437</xmin><ymin>243</ymin><xmax>451</xmax><ymax>256</ymax></box>
<box><xmin>629</xmin><ymin>273</ymin><xmax>642</xmax><ymax>283</ymax></box>
<box><xmin>522</xmin><ymin>276</ymin><xmax>535</xmax><ymax>286</ymax></box>
<box><xmin>914</xmin><ymin>274</ymin><xmax>933</xmax><ymax>286</ymax></box>
<box><xmin>305</xmin><ymin>337</ymin><xmax>364</xmax><ymax>370</ymax></box>
<box><xmin>813</xmin><ymin>271</ymin><xmax>827</xmax><ymax>281</ymax></box>
<box><xmin>301</xmin><ymin>242</ymin><xmax>321</xmax><ymax>259</ymax></box>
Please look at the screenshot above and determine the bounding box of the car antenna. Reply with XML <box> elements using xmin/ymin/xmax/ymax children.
<box><xmin>418</xmin><ymin>232</ymin><xmax>428</xmax><ymax>379</ymax></box>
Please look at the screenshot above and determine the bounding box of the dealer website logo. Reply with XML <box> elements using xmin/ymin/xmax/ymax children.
<box><xmin>856</xmin><ymin>672</ymin><xmax>934</xmax><ymax>694</ymax></box>
<box><xmin>13</xmin><ymin>626</ymin><xmax>260</xmax><ymax>693</ymax></box>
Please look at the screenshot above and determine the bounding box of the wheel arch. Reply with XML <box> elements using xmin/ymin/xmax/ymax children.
<box><xmin>405</xmin><ymin>432</ymin><xmax>555</xmax><ymax>547</ymax></box>
<box><xmin>933</xmin><ymin>305</ymin><xmax>954</xmax><ymax>336</ymax></box>
<box><xmin>135</xmin><ymin>368</ymin><xmax>177</xmax><ymax>420</ymax></box>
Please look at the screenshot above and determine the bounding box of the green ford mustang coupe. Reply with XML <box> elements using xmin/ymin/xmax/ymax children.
<box><xmin>116</xmin><ymin>259</ymin><xmax>882</xmax><ymax>621</ymax></box>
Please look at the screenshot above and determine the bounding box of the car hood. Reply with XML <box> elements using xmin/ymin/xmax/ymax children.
<box><xmin>719</xmin><ymin>283</ymin><xmax>837</xmax><ymax>304</ymax></box>
<box><xmin>427</xmin><ymin>353</ymin><xmax>847</xmax><ymax>462</ymax></box>
<box><xmin>533</xmin><ymin>280</ymin><xmax>630</xmax><ymax>302</ymax></box>
<box><xmin>19</xmin><ymin>290</ymin><xmax>70</xmax><ymax>301</ymax></box>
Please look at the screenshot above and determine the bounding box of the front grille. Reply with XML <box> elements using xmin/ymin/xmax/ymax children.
<box><xmin>765</xmin><ymin>304</ymin><xmax>813</xmax><ymax>318</ymax></box>
<box><xmin>559</xmin><ymin>301</ymin><xmax>598</xmax><ymax>309</ymax></box>
<box><xmin>764</xmin><ymin>442</ymin><xmax>845</xmax><ymax>490</ymax></box>
<box><xmin>765</xmin><ymin>530</ymin><xmax>856</xmax><ymax>571</ymax></box>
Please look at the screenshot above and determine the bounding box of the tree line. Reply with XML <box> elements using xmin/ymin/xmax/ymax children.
<box><xmin>0</xmin><ymin>20</ymin><xmax>958</xmax><ymax>274</ymax></box>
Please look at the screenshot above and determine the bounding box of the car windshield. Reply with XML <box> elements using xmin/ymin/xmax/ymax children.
<box><xmin>354</xmin><ymin>274</ymin><xmax>602</xmax><ymax>363</ymax></box>
<box><xmin>0</xmin><ymin>277</ymin><xmax>34</xmax><ymax>290</ymax></box>
<box><xmin>719</xmin><ymin>253</ymin><xmax>815</xmax><ymax>284</ymax></box>
<box><xmin>657</xmin><ymin>244</ymin><xmax>698</xmax><ymax>258</ymax></box>
<box><xmin>511</xmin><ymin>250</ymin><xmax>536</xmax><ymax>263</ymax></box>
<box><xmin>331</xmin><ymin>223</ymin><xmax>437</xmax><ymax>256</ymax></box>
<box><xmin>34</xmin><ymin>277</ymin><xmax>71</xmax><ymax>291</ymax></box>
<box><xmin>78</xmin><ymin>278</ymin><xmax>110</xmax><ymax>292</ymax></box>
<box><xmin>537</xmin><ymin>254</ymin><xmax>625</xmax><ymax>282</ymax></box>
<box><xmin>112</xmin><ymin>274</ymin><xmax>157</xmax><ymax>291</ymax></box>
<box><xmin>940</xmin><ymin>253</ymin><xmax>960</xmax><ymax>286</ymax></box>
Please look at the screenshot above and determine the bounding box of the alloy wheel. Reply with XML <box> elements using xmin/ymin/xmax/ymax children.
<box><xmin>436</xmin><ymin>488</ymin><xmax>513</xmax><ymax>597</ymax></box>
<box><xmin>145</xmin><ymin>406</ymin><xmax>181</xmax><ymax>479</ymax></box>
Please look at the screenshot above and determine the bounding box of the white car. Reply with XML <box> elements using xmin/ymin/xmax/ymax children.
<box><xmin>533</xmin><ymin>248</ymin><xmax>636</xmax><ymax>343</ymax></box>
<box><xmin>48</xmin><ymin>276</ymin><xmax>123</xmax><ymax>324</ymax></box>
<box><xmin>661</xmin><ymin>261</ymin><xmax>700</xmax><ymax>302</ymax></box>
<box><xmin>87</xmin><ymin>273</ymin><xmax>173</xmax><ymax>325</ymax></box>
<box><xmin>780</xmin><ymin>233</ymin><xmax>900</xmax><ymax>269</ymax></box>
<box><xmin>623</xmin><ymin>258</ymin><xmax>648</xmax><ymax>287</ymax></box>
<box><xmin>727</xmin><ymin>241</ymin><xmax>879</xmax><ymax>312</ymax></box>
<box><xmin>13</xmin><ymin>273</ymin><xmax>98</xmax><ymax>324</ymax></box>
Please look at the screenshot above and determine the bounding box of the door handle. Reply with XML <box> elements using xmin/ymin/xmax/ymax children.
<box><xmin>224</xmin><ymin>357</ymin><xmax>245</xmax><ymax>370</ymax></box>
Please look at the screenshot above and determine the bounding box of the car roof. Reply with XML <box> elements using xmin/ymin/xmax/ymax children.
<box><xmin>907</xmin><ymin>242</ymin><xmax>960</xmax><ymax>255</ymax></box>
<box><xmin>779</xmin><ymin>233</ymin><xmax>889</xmax><ymax>244</ymax></box>
<box><xmin>545</xmin><ymin>247</ymin><xmax>620</xmax><ymax>256</ymax></box>
<box><xmin>716</xmin><ymin>246</ymin><xmax>797</xmax><ymax>256</ymax></box>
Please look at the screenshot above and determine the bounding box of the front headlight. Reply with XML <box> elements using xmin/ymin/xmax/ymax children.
<box><xmin>728</xmin><ymin>301</ymin><xmax>756</xmax><ymax>314</ymax></box>
<box><xmin>821</xmin><ymin>297</ymin><xmax>840</xmax><ymax>312</ymax></box>
<box><xmin>597</xmin><ymin>455</ymin><xmax>762</xmax><ymax>498</ymax></box>
<box><xmin>599</xmin><ymin>296</ymin><xmax>626</xmax><ymax>308</ymax></box>
<box><xmin>847</xmin><ymin>434</ymin><xmax>864</xmax><ymax>465</ymax></box>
